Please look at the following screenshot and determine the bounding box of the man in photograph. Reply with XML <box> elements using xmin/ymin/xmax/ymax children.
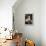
<box><xmin>25</xmin><ymin>14</ymin><xmax>33</xmax><ymax>24</ymax></box>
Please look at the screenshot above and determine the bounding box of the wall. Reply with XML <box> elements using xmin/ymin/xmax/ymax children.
<box><xmin>0</xmin><ymin>0</ymin><xmax>16</xmax><ymax>30</ymax></box>
<box><xmin>13</xmin><ymin>0</ymin><xmax>41</xmax><ymax>46</ymax></box>
<box><xmin>41</xmin><ymin>0</ymin><xmax>46</xmax><ymax>46</ymax></box>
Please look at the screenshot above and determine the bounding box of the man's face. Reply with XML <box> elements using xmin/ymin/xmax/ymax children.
<box><xmin>27</xmin><ymin>16</ymin><xmax>30</xmax><ymax>20</ymax></box>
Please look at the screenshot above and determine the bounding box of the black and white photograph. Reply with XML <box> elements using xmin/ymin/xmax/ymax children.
<box><xmin>25</xmin><ymin>14</ymin><xmax>33</xmax><ymax>24</ymax></box>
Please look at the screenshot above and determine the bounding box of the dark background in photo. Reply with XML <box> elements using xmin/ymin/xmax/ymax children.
<box><xmin>25</xmin><ymin>14</ymin><xmax>33</xmax><ymax>24</ymax></box>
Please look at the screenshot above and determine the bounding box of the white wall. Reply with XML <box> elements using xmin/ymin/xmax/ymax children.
<box><xmin>13</xmin><ymin>0</ymin><xmax>41</xmax><ymax>46</ymax></box>
<box><xmin>41</xmin><ymin>0</ymin><xmax>46</xmax><ymax>46</ymax></box>
<box><xmin>0</xmin><ymin>0</ymin><xmax>16</xmax><ymax>30</ymax></box>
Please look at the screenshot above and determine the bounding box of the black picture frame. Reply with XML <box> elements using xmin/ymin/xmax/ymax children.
<box><xmin>25</xmin><ymin>14</ymin><xmax>33</xmax><ymax>24</ymax></box>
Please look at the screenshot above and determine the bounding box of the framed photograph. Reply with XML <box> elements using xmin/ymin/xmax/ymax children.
<box><xmin>25</xmin><ymin>14</ymin><xmax>33</xmax><ymax>24</ymax></box>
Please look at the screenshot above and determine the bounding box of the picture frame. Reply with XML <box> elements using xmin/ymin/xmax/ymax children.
<box><xmin>25</xmin><ymin>14</ymin><xmax>33</xmax><ymax>24</ymax></box>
